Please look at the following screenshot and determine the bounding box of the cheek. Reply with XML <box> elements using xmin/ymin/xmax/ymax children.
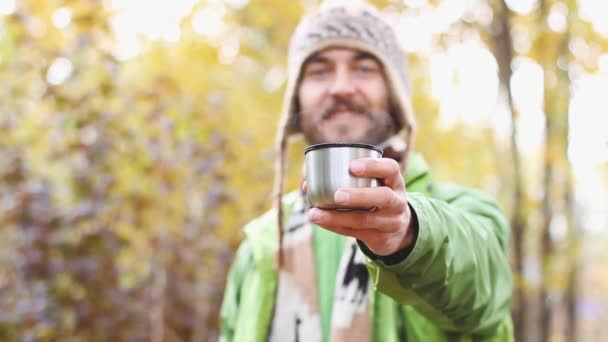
<box><xmin>298</xmin><ymin>81</ymin><xmax>326</xmax><ymax>111</ymax></box>
<box><xmin>374</xmin><ymin>92</ymin><xmax>391</xmax><ymax>110</ymax></box>
<box><xmin>361</xmin><ymin>79</ymin><xmax>390</xmax><ymax>109</ymax></box>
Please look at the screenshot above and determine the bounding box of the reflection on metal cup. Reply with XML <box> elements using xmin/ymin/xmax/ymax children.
<box><xmin>304</xmin><ymin>143</ymin><xmax>383</xmax><ymax>211</ymax></box>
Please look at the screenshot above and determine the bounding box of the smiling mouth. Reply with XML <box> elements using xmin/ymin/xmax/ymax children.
<box><xmin>332</xmin><ymin>111</ymin><xmax>357</xmax><ymax>118</ymax></box>
<box><xmin>323</xmin><ymin>109</ymin><xmax>364</xmax><ymax>120</ymax></box>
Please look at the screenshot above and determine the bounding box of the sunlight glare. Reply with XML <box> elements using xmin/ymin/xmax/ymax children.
<box><xmin>108</xmin><ymin>0</ymin><xmax>198</xmax><ymax>59</ymax></box>
<box><xmin>568</xmin><ymin>74</ymin><xmax>608</xmax><ymax>167</ymax></box>
<box><xmin>511</xmin><ymin>57</ymin><xmax>544</xmax><ymax>113</ymax></box>
<box><xmin>0</xmin><ymin>0</ymin><xmax>16</xmax><ymax>15</ymax></box>
<box><xmin>598</xmin><ymin>54</ymin><xmax>608</xmax><ymax>73</ymax></box>
<box><xmin>52</xmin><ymin>7</ymin><xmax>72</xmax><ymax>29</ymax></box>
<box><xmin>435</xmin><ymin>0</ymin><xmax>467</xmax><ymax>28</ymax></box>
<box><xmin>548</xmin><ymin>3</ymin><xmax>568</xmax><ymax>33</ymax></box>
<box><xmin>574</xmin><ymin>166</ymin><xmax>608</xmax><ymax>234</ymax></box>
<box><xmin>397</xmin><ymin>0</ymin><xmax>468</xmax><ymax>54</ymax></box>
<box><xmin>579</xmin><ymin>0</ymin><xmax>608</xmax><ymax>36</ymax></box>
<box><xmin>219</xmin><ymin>34</ymin><xmax>240</xmax><ymax>64</ymax></box>
<box><xmin>463</xmin><ymin>0</ymin><xmax>493</xmax><ymax>26</ymax></box>
<box><xmin>510</xmin><ymin>58</ymin><xmax>546</xmax><ymax>155</ymax></box>
<box><xmin>516</xmin><ymin>109</ymin><xmax>545</xmax><ymax>156</ymax></box>
<box><xmin>504</xmin><ymin>0</ymin><xmax>539</xmax><ymax>15</ymax></box>
<box><xmin>402</xmin><ymin>0</ymin><xmax>428</xmax><ymax>9</ymax></box>
<box><xmin>431</xmin><ymin>41</ymin><xmax>499</xmax><ymax>129</ymax></box>
<box><xmin>224</xmin><ymin>0</ymin><xmax>250</xmax><ymax>10</ymax></box>
<box><xmin>192</xmin><ymin>7</ymin><xmax>226</xmax><ymax>39</ymax></box>
<box><xmin>46</xmin><ymin>57</ymin><xmax>74</xmax><ymax>85</ymax></box>
<box><xmin>262</xmin><ymin>66</ymin><xmax>286</xmax><ymax>93</ymax></box>
<box><xmin>110</xmin><ymin>13</ymin><xmax>141</xmax><ymax>60</ymax></box>
<box><xmin>397</xmin><ymin>13</ymin><xmax>433</xmax><ymax>53</ymax></box>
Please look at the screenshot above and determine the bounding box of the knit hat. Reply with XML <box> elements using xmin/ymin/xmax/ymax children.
<box><xmin>274</xmin><ymin>1</ymin><xmax>417</xmax><ymax>266</ymax></box>
<box><xmin>279</xmin><ymin>2</ymin><xmax>415</xmax><ymax>138</ymax></box>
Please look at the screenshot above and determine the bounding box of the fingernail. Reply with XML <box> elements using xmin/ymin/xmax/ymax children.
<box><xmin>309</xmin><ymin>209</ymin><xmax>322</xmax><ymax>222</ymax></box>
<box><xmin>350</xmin><ymin>160</ymin><xmax>365</xmax><ymax>174</ymax></box>
<box><xmin>334</xmin><ymin>190</ymin><xmax>350</xmax><ymax>204</ymax></box>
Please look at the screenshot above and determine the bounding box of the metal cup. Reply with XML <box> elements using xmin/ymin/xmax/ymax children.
<box><xmin>304</xmin><ymin>143</ymin><xmax>383</xmax><ymax>210</ymax></box>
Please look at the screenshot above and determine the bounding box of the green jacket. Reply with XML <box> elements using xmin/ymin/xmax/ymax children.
<box><xmin>220</xmin><ymin>153</ymin><xmax>514</xmax><ymax>341</ymax></box>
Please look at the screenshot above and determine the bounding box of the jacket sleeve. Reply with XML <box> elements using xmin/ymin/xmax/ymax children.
<box><xmin>219</xmin><ymin>240</ymin><xmax>253</xmax><ymax>342</ymax></box>
<box><xmin>362</xmin><ymin>184</ymin><xmax>513</xmax><ymax>336</ymax></box>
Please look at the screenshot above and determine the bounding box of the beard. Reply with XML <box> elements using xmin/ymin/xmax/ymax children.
<box><xmin>299</xmin><ymin>97</ymin><xmax>395</xmax><ymax>145</ymax></box>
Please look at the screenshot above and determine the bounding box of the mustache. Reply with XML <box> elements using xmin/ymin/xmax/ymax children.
<box><xmin>298</xmin><ymin>99</ymin><xmax>372</xmax><ymax>120</ymax></box>
<box><xmin>296</xmin><ymin>97</ymin><xmax>389</xmax><ymax>129</ymax></box>
<box><xmin>309</xmin><ymin>98</ymin><xmax>371</xmax><ymax>120</ymax></box>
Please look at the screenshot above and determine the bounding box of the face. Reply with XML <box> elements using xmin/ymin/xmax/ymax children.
<box><xmin>297</xmin><ymin>47</ymin><xmax>394</xmax><ymax>145</ymax></box>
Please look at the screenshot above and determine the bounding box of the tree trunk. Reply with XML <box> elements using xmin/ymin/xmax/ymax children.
<box><xmin>540</xmin><ymin>120</ymin><xmax>554</xmax><ymax>342</ymax></box>
<box><xmin>151</xmin><ymin>257</ymin><xmax>167</xmax><ymax>342</ymax></box>
<box><xmin>564</xmin><ymin>179</ymin><xmax>579</xmax><ymax>342</ymax></box>
<box><xmin>538</xmin><ymin>0</ymin><xmax>559</xmax><ymax>339</ymax></box>
<box><xmin>490</xmin><ymin>2</ymin><xmax>527</xmax><ymax>340</ymax></box>
<box><xmin>561</xmin><ymin>3</ymin><xmax>578</xmax><ymax>340</ymax></box>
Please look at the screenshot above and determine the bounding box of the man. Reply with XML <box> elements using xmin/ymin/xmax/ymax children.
<box><xmin>220</xmin><ymin>2</ymin><xmax>513</xmax><ymax>341</ymax></box>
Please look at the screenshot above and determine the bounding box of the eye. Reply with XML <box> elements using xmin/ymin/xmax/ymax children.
<box><xmin>355</xmin><ymin>63</ymin><xmax>379</xmax><ymax>74</ymax></box>
<box><xmin>304</xmin><ymin>63</ymin><xmax>330</xmax><ymax>78</ymax></box>
<box><xmin>308</xmin><ymin>67</ymin><xmax>328</xmax><ymax>76</ymax></box>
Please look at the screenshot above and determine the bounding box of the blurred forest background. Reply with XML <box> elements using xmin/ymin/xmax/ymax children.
<box><xmin>0</xmin><ymin>0</ymin><xmax>607</xmax><ymax>341</ymax></box>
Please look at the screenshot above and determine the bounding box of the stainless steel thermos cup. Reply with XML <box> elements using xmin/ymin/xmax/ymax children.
<box><xmin>304</xmin><ymin>143</ymin><xmax>383</xmax><ymax>211</ymax></box>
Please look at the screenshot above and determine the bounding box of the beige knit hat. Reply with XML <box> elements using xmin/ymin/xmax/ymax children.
<box><xmin>274</xmin><ymin>1</ymin><xmax>417</xmax><ymax>266</ymax></box>
<box><xmin>279</xmin><ymin>2</ymin><xmax>416</xmax><ymax>138</ymax></box>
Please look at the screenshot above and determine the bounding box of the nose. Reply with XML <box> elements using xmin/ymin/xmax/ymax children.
<box><xmin>329</xmin><ymin>66</ymin><xmax>355</xmax><ymax>97</ymax></box>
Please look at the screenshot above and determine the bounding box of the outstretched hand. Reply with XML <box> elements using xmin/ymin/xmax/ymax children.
<box><xmin>303</xmin><ymin>158</ymin><xmax>416</xmax><ymax>256</ymax></box>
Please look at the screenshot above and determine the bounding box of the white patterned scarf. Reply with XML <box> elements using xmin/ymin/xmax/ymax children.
<box><xmin>269</xmin><ymin>191</ymin><xmax>372</xmax><ymax>342</ymax></box>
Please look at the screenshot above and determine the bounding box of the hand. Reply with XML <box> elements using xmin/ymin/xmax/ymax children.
<box><xmin>302</xmin><ymin>158</ymin><xmax>416</xmax><ymax>256</ymax></box>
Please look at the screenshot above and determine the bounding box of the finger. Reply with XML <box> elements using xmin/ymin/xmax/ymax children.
<box><xmin>308</xmin><ymin>208</ymin><xmax>402</xmax><ymax>234</ymax></box>
<box><xmin>349</xmin><ymin>158</ymin><xmax>405</xmax><ymax>190</ymax></box>
<box><xmin>314</xmin><ymin>223</ymin><xmax>377</xmax><ymax>240</ymax></box>
<box><xmin>302</xmin><ymin>180</ymin><xmax>307</xmax><ymax>193</ymax></box>
<box><xmin>311</xmin><ymin>221</ymin><xmax>399</xmax><ymax>253</ymax></box>
<box><xmin>334</xmin><ymin>187</ymin><xmax>406</xmax><ymax>213</ymax></box>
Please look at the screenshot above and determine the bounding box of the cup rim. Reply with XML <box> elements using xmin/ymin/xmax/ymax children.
<box><xmin>304</xmin><ymin>142</ymin><xmax>384</xmax><ymax>155</ymax></box>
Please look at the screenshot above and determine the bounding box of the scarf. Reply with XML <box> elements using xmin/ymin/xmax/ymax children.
<box><xmin>269</xmin><ymin>190</ymin><xmax>372</xmax><ymax>341</ymax></box>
